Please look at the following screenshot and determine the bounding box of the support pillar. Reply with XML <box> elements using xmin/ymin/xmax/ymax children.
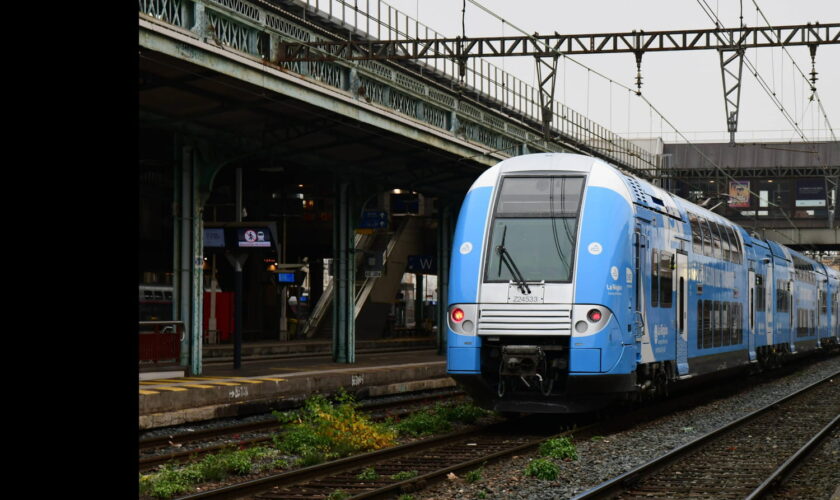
<box><xmin>332</xmin><ymin>181</ymin><xmax>355</xmax><ymax>363</ymax></box>
<box><xmin>436</xmin><ymin>203</ymin><xmax>453</xmax><ymax>355</ymax></box>
<box><xmin>173</xmin><ymin>143</ymin><xmax>205</xmax><ymax>375</ymax></box>
<box><xmin>415</xmin><ymin>273</ymin><xmax>424</xmax><ymax>331</ymax></box>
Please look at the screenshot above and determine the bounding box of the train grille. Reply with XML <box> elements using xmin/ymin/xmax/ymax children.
<box><xmin>478</xmin><ymin>304</ymin><xmax>572</xmax><ymax>335</ymax></box>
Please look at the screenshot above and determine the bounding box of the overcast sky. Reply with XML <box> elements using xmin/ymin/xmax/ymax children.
<box><xmin>379</xmin><ymin>0</ymin><xmax>839</xmax><ymax>143</ymax></box>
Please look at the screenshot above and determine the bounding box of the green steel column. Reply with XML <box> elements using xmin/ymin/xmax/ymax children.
<box><xmin>332</xmin><ymin>181</ymin><xmax>355</xmax><ymax>363</ymax></box>
<box><xmin>436</xmin><ymin>204</ymin><xmax>453</xmax><ymax>355</ymax></box>
<box><xmin>190</xmin><ymin>155</ymin><xmax>204</xmax><ymax>376</ymax></box>
<box><xmin>173</xmin><ymin>143</ymin><xmax>205</xmax><ymax>375</ymax></box>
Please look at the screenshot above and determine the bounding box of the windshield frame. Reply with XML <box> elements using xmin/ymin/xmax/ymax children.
<box><xmin>482</xmin><ymin>174</ymin><xmax>586</xmax><ymax>285</ymax></box>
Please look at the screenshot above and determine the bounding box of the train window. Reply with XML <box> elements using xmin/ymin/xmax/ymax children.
<box><xmin>699</xmin><ymin>218</ymin><xmax>713</xmax><ymax>257</ymax></box>
<box><xmin>710</xmin><ymin>223</ymin><xmax>723</xmax><ymax>260</ymax></box>
<box><xmin>652</xmin><ymin>250</ymin><xmax>659</xmax><ymax>307</ymax></box>
<box><xmin>144</xmin><ymin>290</ymin><xmax>153</xmax><ymax>300</ymax></box>
<box><xmin>700</xmin><ymin>300</ymin><xmax>712</xmax><ymax>349</ymax></box>
<box><xmin>554</xmin><ymin>177</ymin><xmax>584</xmax><ymax>214</ymax></box>
<box><xmin>720</xmin><ymin>225</ymin><xmax>732</xmax><ymax>262</ymax></box>
<box><xmin>154</xmin><ymin>291</ymin><xmax>164</xmax><ymax>300</ymax></box>
<box><xmin>697</xmin><ymin>300</ymin><xmax>703</xmax><ymax>349</ymax></box>
<box><xmin>495</xmin><ymin>176</ymin><xmax>585</xmax><ymax>216</ymax></box>
<box><xmin>756</xmin><ymin>274</ymin><xmax>765</xmax><ymax>310</ymax></box>
<box><xmin>688</xmin><ymin>213</ymin><xmax>702</xmax><ymax>254</ymax></box>
<box><xmin>776</xmin><ymin>281</ymin><xmax>786</xmax><ymax>312</ymax></box>
<box><xmin>721</xmin><ymin>302</ymin><xmax>730</xmax><ymax>346</ymax></box>
<box><xmin>727</xmin><ymin>226</ymin><xmax>741</xmax><ymax>264</ymax></box>
<box><xmin>660</xmin><ymin>252</ymin><xmax>673</xmax><ymax>308</ymax></box>
<box><xmin>713</xmin><ymin>300</ymin><xmax>721</xmax><ymax>347</ymax></box>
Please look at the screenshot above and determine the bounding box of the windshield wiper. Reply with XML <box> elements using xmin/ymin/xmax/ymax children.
<box><xmin>496</xmin><ymin>243</ymin><xmax>531</xmax><ymax>295</ymax></box>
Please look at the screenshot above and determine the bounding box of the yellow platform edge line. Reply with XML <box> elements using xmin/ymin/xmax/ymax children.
<box><xmin>257</xmin><ymin>377</ymin><xmax>287</xmax><ymax>382</ymax></box>
<box><xmin>181</xmin><ymin>384</ymin><xmax>215</xmax><ymax>389</ymax></box>
<box><xmin>139</xmin><ymin>390</ymin><xmax>159</xmax><ymax>395</ymax></box>
<box><xmin>154</xmin><ymin>386</ymin><xmax>188</xmax><ymax>392</ymax></box>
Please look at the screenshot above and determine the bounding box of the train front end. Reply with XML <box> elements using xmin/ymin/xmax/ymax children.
<box><xmin>447</xmin><ymin>153</ymin><xmax>639</xmax><ymax>413</ymax></box>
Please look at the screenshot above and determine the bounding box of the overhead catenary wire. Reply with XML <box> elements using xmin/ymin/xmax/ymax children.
<box><xmin>464</xmin><ymin>0</ymin><xmax>803</xmax><ymax>243</ymax></box>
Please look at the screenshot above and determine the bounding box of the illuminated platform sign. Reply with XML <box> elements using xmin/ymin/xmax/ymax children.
<box><xmin>236</xmin><ymin>227</ymin><xmax>272</xmax><ymax>248</ymax></box>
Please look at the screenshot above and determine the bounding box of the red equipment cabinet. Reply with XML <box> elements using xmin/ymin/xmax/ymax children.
<box><xmin>203</xmin><ymin>291</ymin><xmax>234</xmax><ymax>342</ymax></box>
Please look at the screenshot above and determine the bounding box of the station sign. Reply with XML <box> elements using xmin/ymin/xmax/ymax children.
<box><xmin>202</xmin><ymin>222</ymin><xmax>279</xmax><ymax>256</ymax></box>
<box><xmin>407</xmin><ymin>255</ymin><xmax>436</xmax><ymax>274</ymax></box>
<box><xmin>359</xmin><ymin>210</ymin><xmax>389</xmax><ymax>230</ymax></box>
<box><xmin>204</xmin><ymin>228</ymin><xmax>226</xmax><ymax>248</ymax></box>
<box><xmin>236</xmin><ymin>227</ymin><xmax>272</xmax><ymax>248</ymax></box>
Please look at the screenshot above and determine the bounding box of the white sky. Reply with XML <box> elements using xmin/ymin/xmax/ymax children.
<box><xmin>380</xmin><ymin>0</ymin><xmax>839</xmax><ymax>143</ymax></box>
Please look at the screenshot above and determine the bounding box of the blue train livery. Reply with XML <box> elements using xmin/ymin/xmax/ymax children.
<box><xmin>446</xmin><ymin>153</ymin><xmax>840</xmax><ymax>413</ymax></box>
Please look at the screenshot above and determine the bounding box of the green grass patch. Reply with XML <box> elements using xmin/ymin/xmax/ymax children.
<box><xmin>539</xmin><ymin>437</ymin><xmax>578</xmax><ymax>460</ymax></box>
<box><xmin>524</xmin><ymin>458</ymin><xmax>559</xmax><ymax>480</ymax></box>
<box><xmin>390</xmin><ymin>470</ymin><xmax>419</xmax><ymax>481</ymax></box>
<box><xmin>356</xmin><ymin>467</ymin><xmax>380</xmax><ymax>481</ymax></box>
<box><xmin>464</xmin><ymin>466</ymin><xmax>483</xmax><ymax>483</ymax></box>
<box><xmin>274</xmin><ymin>390</ymin><xmax>397</xmax><ymax>461</ymax></box>
<box><xmin>326</xmin><ymin>489</ymin><xmax>350</xmax><ymax>500</ymax></box>
<box><xmin>391</xmin><ymin>402</ymin><xmax>490</xmax><ymax>437</ymax></box>
<box><xmin>139</xmin><ymin>446</ymin><xmax>276</xmax><ymax>499</ymax></box>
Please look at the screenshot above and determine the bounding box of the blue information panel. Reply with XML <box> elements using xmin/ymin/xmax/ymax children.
<box><xmin>407</xmin><ymin>255</ymin><xmax>437</xmax><ymax>274</ymax></box>
<box><xmin>359</xmin><ymin>210</ymin><xmax>388</xmax><ymax>229</ymax></box>
<box><xmin>277</xmin><ymin>272</ymin><xmax>296</xmax><ymax>283</ymax></box>
<box><xmin>203</xmin><ymin>228</ymin><xmax>226</xmax><ymax>248</ymax></box>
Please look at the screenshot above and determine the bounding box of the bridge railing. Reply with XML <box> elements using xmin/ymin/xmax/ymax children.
<box><xmin>139</xmin><ymin>0</ymin><xmax>659</xmax><ymax>174</ymax></box>
<box><xmin>295</xmin><ymin>0</ymin><xmax>657</xmax><ymax>173</ymax></box>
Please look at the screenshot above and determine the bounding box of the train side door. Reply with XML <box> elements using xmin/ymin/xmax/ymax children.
<box><xmin>766</xmin><ymin>263</ymin><xmax>773</xmax><ymax>344</ymax></box>
<box><xmin>788</xmin><ymin>279</ymin><xmax>795</xmax><ymax>350</ymax></box>
<box><xmin>748</xmin><ymin>269</ymin><xmax>756</xmax><ymax>361</ymax></box>
<box><xmin>675</xmin><ymin>252</ymin><xmax>689</xmax><ymax>375</ymax></box>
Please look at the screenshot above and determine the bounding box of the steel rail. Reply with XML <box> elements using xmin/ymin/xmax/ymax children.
<box><xmin>571</xmin><ymin>371</ymin><xmax>840</xmax><ymax>500</ymax></box>
<box><xmin>744</xmin><ymin>413</ymin><xmax>840</xmax><ymax>500</ymax></box>
<box><xmin>139</xmin><ymin>390</ymin><xmax>466</xmax><ymax>470</ymax></box>
<box><xmin>175</xmin><ymin>423</ymin><xmax>507</xmax><ymax>499</ymax></box>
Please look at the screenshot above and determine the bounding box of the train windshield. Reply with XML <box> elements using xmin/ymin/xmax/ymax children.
<box><xmin>484</xmin><ymin>176</ymin><xmax>584</xmax><ymax>283</ymax></box>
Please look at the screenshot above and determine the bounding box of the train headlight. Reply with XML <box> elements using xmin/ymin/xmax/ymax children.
<box><xmin>448</xmin><ymin>304</ymin><xmax>478</xmax><ymax>336</ymax></box>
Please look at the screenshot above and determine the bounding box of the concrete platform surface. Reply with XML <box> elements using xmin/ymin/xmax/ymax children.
<box><xmin>139</xmin><ymin>348</ymin><xmax>450</xmax><ymax>430</ymax></box>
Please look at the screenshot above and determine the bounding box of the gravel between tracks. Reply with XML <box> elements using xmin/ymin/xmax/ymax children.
<box><xmin>417</xmin><ymin>355</ymin><xmax>840</xmax><ymax>500</ymax></box>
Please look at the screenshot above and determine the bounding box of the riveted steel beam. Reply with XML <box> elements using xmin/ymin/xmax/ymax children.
<box><xmin>277</xmin><ymin>23</ymin><xmax>840</xmax><ymax>61</ymax></box>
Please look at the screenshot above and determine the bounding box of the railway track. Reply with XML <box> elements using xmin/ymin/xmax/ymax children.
<box><xmin>139</xmin><ymin>389</ymin><xmax>465</xmax><ymax>472</ymax></box>
<box><xmin>150</xmin><ymin>359</ymin><xmax>835</xmax><ymax>499</ymax></box>
<box><xmin>573</xmin><ymin>372</ymin><xmax>840</xmax><ymax>500</ymax></box>
<box><xmin>177</xmin><ymin>417</ymin><xmax>573</xmax><ymax>500</ymax></box>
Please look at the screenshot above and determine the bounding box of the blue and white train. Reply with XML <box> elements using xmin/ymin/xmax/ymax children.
<box><xmin>446</xmin><ymin>153</ymin><xmax>840</xmax><ymax>413</ymax></box>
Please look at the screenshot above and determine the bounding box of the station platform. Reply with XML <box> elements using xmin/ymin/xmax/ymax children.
<box><xmin>138</xmin><ymin>337</ymin><xmax>450</xmax><ymax>430</ymax></box>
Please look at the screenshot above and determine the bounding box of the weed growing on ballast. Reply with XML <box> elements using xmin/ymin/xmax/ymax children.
<box><xmin>390</xmin><ymin>470</ymin><xmax>419</xmax><ymax>480</ymax></box>
<box><xmin>356</xmin><ymin>466</ymin><xmax>380</xmax><ymax>481</ymax></box>
<box><xmin>524</xmin><ymin>458</ymin><xmax>559</xmax><ymax>480</ymax></box>
<box><xmin>464</xmin><ymin>465</ymin><xmax>483</xmax><ymax>483</ymax></box>
<box><xmin>138</xmin><ymin>446</ymin><xmax>278</xmax><ymax>499</ymax></box>
<box><xmin>274</xmin><ymin>389</ymin><xmax>397</xmax><ymax>463</ymax></box>
<box><xmin>391</xmin><ymin>402</ymin><xmax>490</xmax><ymax>437</ymax></box>
<box><xmin>539</xmin><ymin>437</ymin><xmax>578</xmax><ymax>460</ymax></box>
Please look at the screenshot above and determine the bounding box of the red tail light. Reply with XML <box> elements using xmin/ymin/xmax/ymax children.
<box><xmin>451</xmin><ymin>308</ymin><xmax>465</xmax><ymax>322</ymax></box>
<box><xmin>587</xmin><ymin>309</ymin><xmax>602</xmax><ymax>322</ymax></box>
